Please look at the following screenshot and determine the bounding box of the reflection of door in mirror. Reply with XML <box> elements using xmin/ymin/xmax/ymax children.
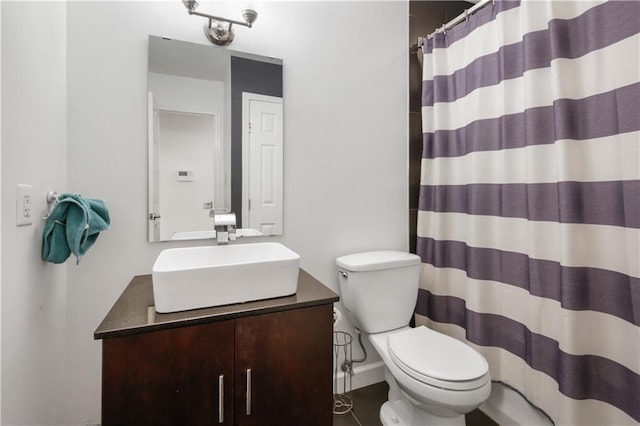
<box><xmin>242</xmin><ymin>94</ymin><xmax>283</xmax><ymax>235</ymax></box>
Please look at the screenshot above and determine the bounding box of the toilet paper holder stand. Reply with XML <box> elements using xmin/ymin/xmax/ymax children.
<box><xmin>333</xmin><ymin>330</ymin><xmax>354</xmax><ymax>415</ymax></box>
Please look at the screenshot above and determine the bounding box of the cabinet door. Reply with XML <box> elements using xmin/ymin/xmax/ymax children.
<box><xmin>102</xmin><ymin>321</ymin><xmax>235</xmax><ymax>426</ymax></box>
<box><xmin>235</xmin><ymin>305</ymin><xmax>333</xmax><ymax>425</ymax></box>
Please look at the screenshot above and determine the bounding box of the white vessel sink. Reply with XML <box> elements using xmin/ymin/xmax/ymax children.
<box><xmin>152</xmin><ymin>242</ymin><xmax>300</xmax><ymax>313</ymax></box>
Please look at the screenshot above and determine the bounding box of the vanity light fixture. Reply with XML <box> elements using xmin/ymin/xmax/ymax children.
<box><xmin>181</xmin><ymin>0</ymin><xmax>257</xmax><ymax>46</ymax></box>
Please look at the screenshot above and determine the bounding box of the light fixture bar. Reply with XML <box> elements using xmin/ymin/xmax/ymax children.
<box><xmin>187</xmin><ymin>9</ymin><xmax>253</xmax><ymax>28</ymax></box>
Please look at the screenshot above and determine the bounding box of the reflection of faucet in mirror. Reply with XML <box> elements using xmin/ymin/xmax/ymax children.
<box><xmin>211</xmin><ymin>211</ymin><xmax>237</xmax><ymax>245</ymax></box>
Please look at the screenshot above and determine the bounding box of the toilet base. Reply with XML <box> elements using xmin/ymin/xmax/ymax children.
<box><xmin>380</xmin><ymin>400</ymin><xmax>466</xmax><ymax>426</ymax></box>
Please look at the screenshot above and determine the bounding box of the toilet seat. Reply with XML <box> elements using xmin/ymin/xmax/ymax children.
<box><xmin>387</xmin><ymin>326</ymin><xmax>489</xmax><ymax>391</ymax></box>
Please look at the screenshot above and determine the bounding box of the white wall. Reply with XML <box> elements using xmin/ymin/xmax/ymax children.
<box><xmin>149</xmin><ymin>72</ymin><xmax>226</xmax><ymax>115</ymax></box>
<box><xmin>64</xmin><ymin>1</ymin><xmax>408</xmax><ymax>423</ymax></box>
<box><xmin>1</xmin><ymin>2</ymin><xmax>68</xmax><ymax>425</ymax></box>
<box><xmin>2</xmin><ymin>1</ymin><xmax>408</xmax><ymax>424</ymax></box>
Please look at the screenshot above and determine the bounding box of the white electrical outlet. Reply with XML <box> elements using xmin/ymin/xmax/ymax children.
<box><xmin>16</xmin><ymin>184</ymin><xmax>33</xmax><ymax>227</ymax></box>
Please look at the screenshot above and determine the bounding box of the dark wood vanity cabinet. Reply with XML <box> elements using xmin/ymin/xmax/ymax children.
<box><xmin>234</xmin><ymin>305</ymin><xmax>333</xmax><ymax>425</ymax></box>
<box><xmin>101</xmin><ymin>304</ymin><xmax>334</xmax><ymax>426</ymax></box>
<box><xmin>102</xmin><ymin>320</ymin><xmax>235</xmax><ymax>425</ymax></box>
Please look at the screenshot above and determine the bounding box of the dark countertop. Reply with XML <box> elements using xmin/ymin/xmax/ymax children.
<box><xmin>95</xmin><ymin>269</ymin><xmax>339</xmax><ymax>340</ymax></box>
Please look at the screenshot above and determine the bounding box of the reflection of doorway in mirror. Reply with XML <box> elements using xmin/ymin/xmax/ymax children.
<box><xmin>157</xmin><ymin>111</ymin><xmax>217</xmax><ymax>241</ymax></box>
<box><xmin>242</xmin><ymin>93</ymin><xmax>284</xmax><ymax>235</ymax></box>
<box><xmin>148</xmin><ymin>92</ymin><xmax>161</xmax><ymax>241</ymax></box>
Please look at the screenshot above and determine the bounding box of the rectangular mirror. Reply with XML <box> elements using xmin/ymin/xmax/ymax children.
<box><xmin>147</xmin><ymin>35</ymin><xmax>284</xmax><ymax>242</ymax></box>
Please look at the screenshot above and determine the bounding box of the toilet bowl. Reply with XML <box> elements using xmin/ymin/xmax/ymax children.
<box><xmin>369</xmin><ymin>326</ymin><xmax>491</xmax><ymax>425</ymax></box>
<box><xmin>336</xmin><ymin>251</ymin><xmax>491</xmax><ymax>425</ymax></box>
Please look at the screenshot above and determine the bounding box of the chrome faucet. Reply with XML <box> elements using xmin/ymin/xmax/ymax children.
<box><xmin>210</xmin><ymin>210</ymin><xmax>237</xmax><ymax>244</ymax></box>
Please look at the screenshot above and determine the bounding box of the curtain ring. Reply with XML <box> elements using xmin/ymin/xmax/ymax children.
<box><xmin>464</xmin><ymin>9</ymin><xmax>469</xmax><ymax>22</ymax></box>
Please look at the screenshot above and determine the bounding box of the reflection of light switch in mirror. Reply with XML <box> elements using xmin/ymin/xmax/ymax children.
<box><xmin>176</xmin><ymin>170</ymin><xmax>193</xmax><ymax>182</ymax></box>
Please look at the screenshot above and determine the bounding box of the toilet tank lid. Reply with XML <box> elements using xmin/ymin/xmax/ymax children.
<box><xmin>336</xmin><ymin>251</ymin><xmax>421</xmax><ymax>272</ymax></box>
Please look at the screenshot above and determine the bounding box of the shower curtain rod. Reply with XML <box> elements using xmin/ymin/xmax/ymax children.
<box><xmin>419</xmin><ymin>0</ymin><xmax>493</xmax><ymax>45</ymax></box>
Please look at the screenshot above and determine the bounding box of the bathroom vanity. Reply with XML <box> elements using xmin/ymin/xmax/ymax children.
<box><xmin>94</xmin><ymin>269</ymin><xmax>339</xmax><ymax>425</ymax></box>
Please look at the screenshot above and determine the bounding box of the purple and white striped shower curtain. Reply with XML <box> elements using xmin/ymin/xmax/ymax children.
<box><xmin>415</xmin><ymin>1</ymin><xmax>639</xmax><ymax>424</ymax></box>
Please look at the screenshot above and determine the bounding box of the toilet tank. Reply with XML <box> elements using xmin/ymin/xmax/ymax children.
<box><xmin>336</xmin><ymin>251</ymin><xmax>421</xmax><ymax>334</ymax></box>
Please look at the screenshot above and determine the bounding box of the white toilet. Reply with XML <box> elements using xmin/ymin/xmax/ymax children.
<box><xmin>336</xmin><ymin>251</ymin><xmax>491</xmax><ymax>426</ymax></box>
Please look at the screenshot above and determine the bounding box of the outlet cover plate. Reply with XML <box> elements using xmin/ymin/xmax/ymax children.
<box><xmin>16</xmin><ymin>184</ymin><xmax>33</xmax><ymax>227</ymax></box>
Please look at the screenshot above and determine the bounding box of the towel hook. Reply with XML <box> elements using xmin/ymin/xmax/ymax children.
<box><xmin>47</xmin><ymin>191</ymin><xmax>59</xmax><ymax>205</ymax></box>
<box><xmin>44</xmin><ymin>191</ymin><xmax>60</xmax><ymax>219</ymax></box>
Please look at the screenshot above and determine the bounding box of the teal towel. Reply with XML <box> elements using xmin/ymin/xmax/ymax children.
<box><xmin>42</xmin><ymin>194</ymin><xmax>110</xmax><ymax>264</ymax></box>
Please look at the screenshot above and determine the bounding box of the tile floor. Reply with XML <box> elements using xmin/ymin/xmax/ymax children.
<box><xmin>333</xmin><ymin>382</ymin><xmax>498</xmax><ymax>426</ymax></box>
